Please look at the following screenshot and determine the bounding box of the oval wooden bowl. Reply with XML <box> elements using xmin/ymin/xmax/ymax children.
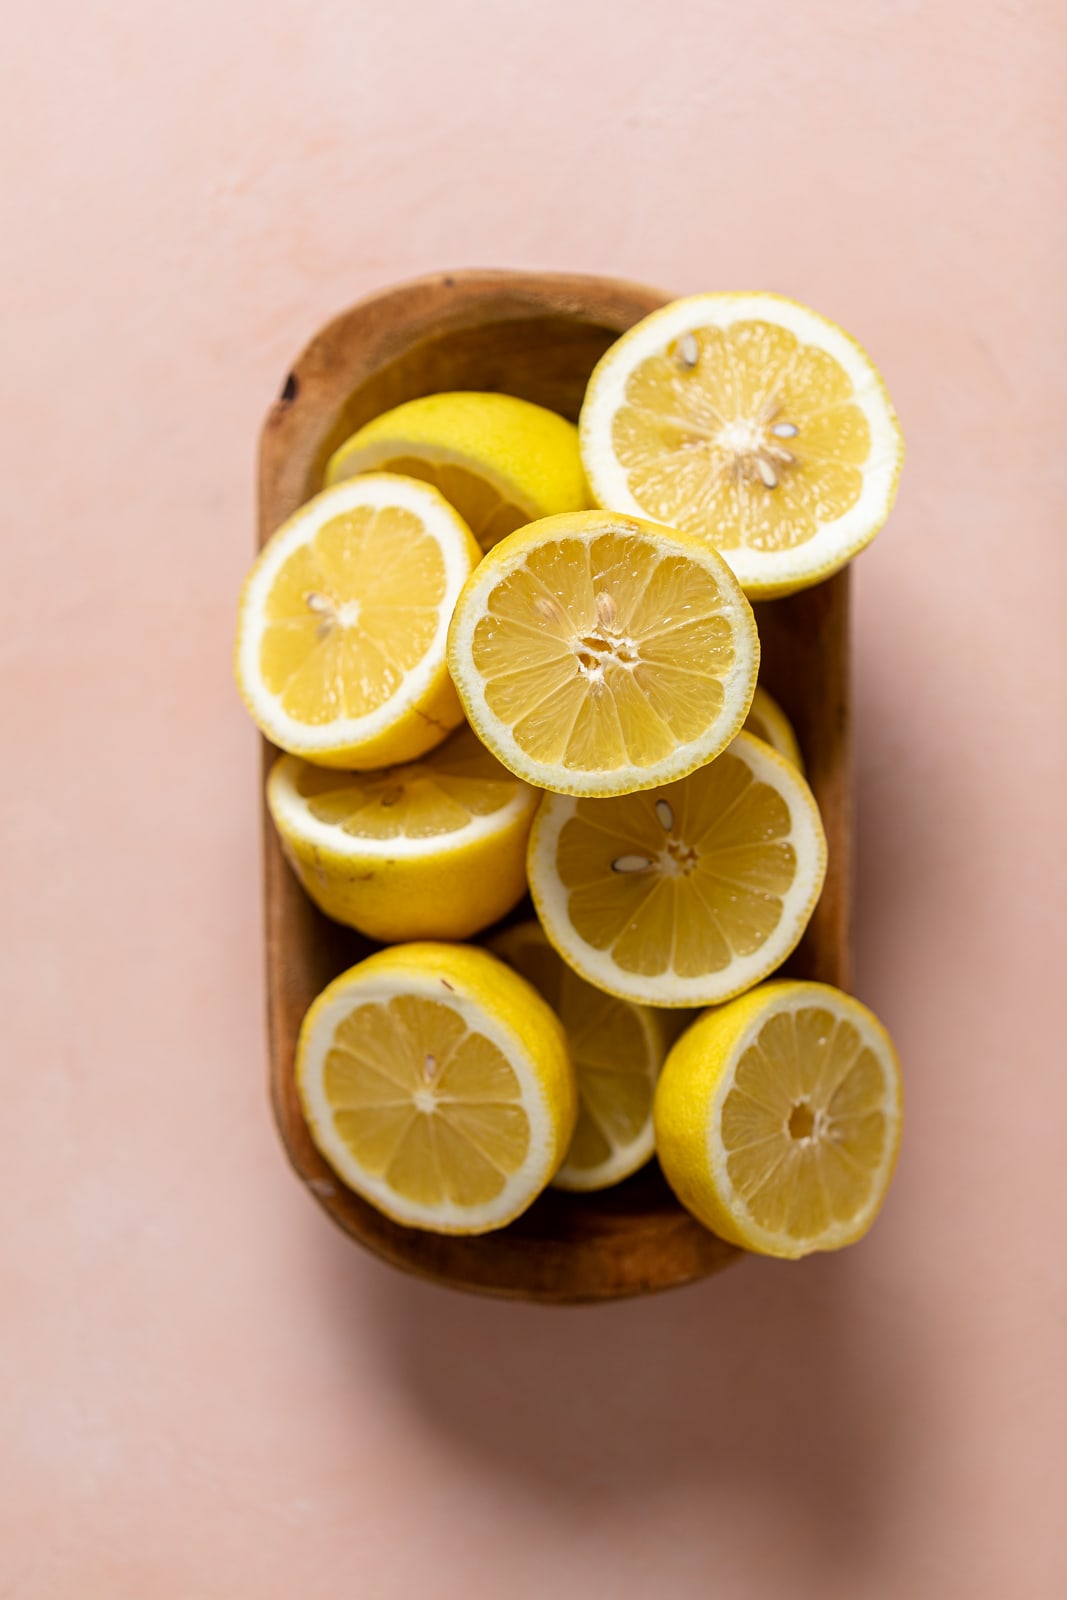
<box><xmin>259</xmin><ymin>269</ymin><xmax>852</xmax><ymax>1303</ymax></box>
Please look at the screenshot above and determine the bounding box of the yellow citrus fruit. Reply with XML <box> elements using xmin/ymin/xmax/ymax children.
<box><xmin>490</xmin><ymin>921</ymin><xmax>667</xmax><ymax>1191</ymax></box>
<box><xmin>235</xmin><ymin>474</ymin><xmax>480</xmax><ymax>768</ymax></box>
<box><xmin>325</xmin><ymin>392</ymin><xmax>589</xmax><ymax>551</ymax></box>
<box><xmin>296</xmin><ymin>943</ymin><xmax>577</xmax><ymax>1234</ymax></box>
<box><xmin>743</xmin><ymin>685</ymin><xmax>804</xmax><ymax>772</ymax></box>
<box><xmin>579</xmin><ymin>293</ymin><xmax>904</xmax><ymax>598</ymax></box>
<box><xmin>447</xmin><ymin>510</ymin><xmax>759</xmax><ymax>797</ymax></box>
<box><xmin>267</xmin><ymin>724</ymin><xmax>540</xmax><ymax>943</ymax></box>
<box><xmin>654</xmin><ymin>981</ymin><xmax>902</xmax><ymax>1258</ymax></box>
<box><xmin>527</xmin><ymin>731</ymin><xmax>826</xmax><ymax>1007</ymax></box>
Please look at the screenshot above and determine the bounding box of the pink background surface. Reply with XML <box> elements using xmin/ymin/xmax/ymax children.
<box><xmin>3</xmin><ymin>2</ymin><xmax>1065</xmax><ymax>1595</ymax></box>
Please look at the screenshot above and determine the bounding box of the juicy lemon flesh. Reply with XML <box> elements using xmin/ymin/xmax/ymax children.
<box><xmin>722</xmin><ymin>1005</ymin><xmax>892</xmax><ymax>1242</ymax></box>
<box><xmin>470</xmin><ymin>531</ymin><xmax>736</xmax><ymax>776</ymax></box>
<box><xmin>743</xmin><ymin>704</ymin><xmax>785</xmax><ymax>751</ymax></box>
<box><xmin>561</xmin><ymin>968</ymin><xmax>655</xmax><ymax>1173</ymax></box>
<box><xmin>360</xmin><ymin>456</ymin><xmax>531</xmax><ymax>550</ymax></box>
<box><xmin>323</xmin><ymin>994</ymin><xmax>530</xmax><ymax>1208</ymax></box>
<box><xmin>261</xmin><ymin>505</ymin><xmax>447</xmax><ymax>725</ymax></box>
<box><xmin>291</xmin><ymin>724</ymin><xmax>519</xmax><ymax>841</ymax></box>
<box><xmin>492</xmin><ymin>925</ymin><xmax>658</xmax><ymax>1183</ymax></box>
<box><xmin>555</xmin><ymin>749</ymin><xmax>797</xmax><ymax>980</ymax></box>
<box><xmin>743</xmin><ymin>687</ymin><xmax>804</xmax><ymax>771</ymax></box>
<box><xmin>613</xmin><ymin>321</ymin><xmax>870</xmax><ymax>554</ymax></box>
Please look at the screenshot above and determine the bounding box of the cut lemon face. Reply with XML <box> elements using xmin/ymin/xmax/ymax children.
<box><xmin>447</xmin><ymin>511</ymin><xmax>759</xmax><ymax>797</ymax></box>
<box><xmin>268</xmin><ymin>725</ymin><xmax>540</xmax><ymax>943</ymax></box>
<box><xmin>654</xmin><ymin>981</ymin><xmax>902</xmax><ymax>1257</ymax></box>
<box><xmin>580</xmin><ymin>293</ymin><xmax>904</xmax><ymax>598</ymax></box>
<box><xmin>235</xmin><ymin>474</ymin><xmax>481</xmax><ymax>768</ymax></box>
<box><xmin>743</xmin><ymin>686</ymin><xmax>804</xmax><ymax>772</ymax></box>
<box><xmin>325</xmin><ymin>392</ymin><xmax>589</xmax><ymax>551</ymax></box>
<box><xmin>527</xmin><ymin>731</ymin><xmax>827</xmax><ymax>1007</ymax></box>
<box><xmin>296</xmin><ymin>943</ymin><xmax>577</xmax><ymax>1233</ymax></box>
<box><xmin>490</xmin><ymin>921</ymin><xmax>667</xmax><ymax>1191</ymax></box>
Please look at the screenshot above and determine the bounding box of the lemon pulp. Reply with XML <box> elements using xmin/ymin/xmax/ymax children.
<box><xmin>742</xmin><ymin>685</ymin><xmax>804</xmax><ymax>771</ymax></box>
<box><xmin>324</xmin><ymin>994</ymin><xmax>529</xmax><ymax>1208</ymax></box>
<box><xmin>290</xmin><ymin>724</ymin><xmax>520</xmax><ymax>839</ymax></box>
<box><xmin>612</xmin><ymin>320</ymin><xmax>870</xmax><ymax>556</ymax></box>
<box><xmin>296</xmin><ymin>944</ymin><xmax>577</xmax><ymax>1232</ymax></box>
<box><xmin>455</xmin><ymin>515</ymin><xmax>757</xmax><ymax>790</ymax></box>
<box><xmin>527</xmin><ymin>733</ymin><xmax>826</xmax><ymax>1006</ymax></box>
<box><xmin>260</xmin><ymin>502</ymin><xmax>447</xmax><ymax>724</ymax></box>
<box><xmin>491</xmin><ymin>922</ymin><xmax>663</xmax><ymax>1190</ymax></box>
<box><xmin>721</xmin><ymin>1000</ymin><xmax>893</xmax><ymax>1241</ymax></box>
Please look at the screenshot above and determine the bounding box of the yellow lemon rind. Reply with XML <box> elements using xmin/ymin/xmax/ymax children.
<box><xmin>325</xmin><ymin>392</ymin><xmax>590</xmax><ymax>550</ymax></box>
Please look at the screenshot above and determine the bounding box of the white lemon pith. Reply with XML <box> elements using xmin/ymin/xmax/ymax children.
<box><xmin>743</xmin><ymin>685</ymin><xmax>804</xmax><ymax>771</ymax></box>
<box><xmin>268</xmin><ymin>725</ymin><xmax>539</xmax><ymax>942</ymax></box>
<box><xmin>654</xmin><ymin>981</ymin><xmax>902</xmax><ymax>1258</ymax></box>
<box><xmin>296</xmin><ymin>943</ymin><xmax>577</xmax><ymax>1234</ymax></box>
<box><xmin>527</xmin><ymin>732</ymin><xmax>827</xmax><ymax>1008</ymax></box>
<box><xmin>580</xmin><ymin>293</ymin><xmax>904</xmax><ymax>598</ymax></box>
<box><xmin>235</xmin><ymin>474</ymin><xmax>480</xmax><ymax>767</ymax></box>
<box><xmin>325</xmin><ymin>391</ymin><xmax>590</xmax><ymax>551</ymax></box>
<box><xmin>447</xmin><ymin>510</ymin><xmax>760</xmax><ymax>797</ymax></box>
<box><xmin>491</xmin><ymin>921</ymin><xmax>667</xmax><ymax>1191</ymax></box>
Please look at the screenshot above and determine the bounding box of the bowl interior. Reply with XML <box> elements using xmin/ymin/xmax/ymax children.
<box><xmin>259</xmin><ymin>272</ymin><xmax>850</xmax><ymax>1301</ymax></box>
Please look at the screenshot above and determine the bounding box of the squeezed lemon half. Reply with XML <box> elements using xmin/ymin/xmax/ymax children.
<box><xmin>743</xmin><ymin>685</ymin><xmax>804</xmax><ymax>772</ymax></box>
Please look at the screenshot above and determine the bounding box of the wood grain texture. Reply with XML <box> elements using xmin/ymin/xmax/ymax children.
<box><xmin>258</xmin><ymin>269</ymin><xmax>852</xmax><ymax>1302</ymax></box>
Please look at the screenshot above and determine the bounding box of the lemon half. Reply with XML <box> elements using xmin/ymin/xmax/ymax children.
<box><xmin>448</xmin><ymin>511</ymin><xmax>759</xmax><ymax>797</ymax></box>
<box><xmin>235</xmin><ymin>474</ymin><xmax>480</xmax><ymax>768</ymax></box>
<box><xmin>654</xmin><ymin>981</ymin><xmax>902</xmax><ymax>1257</ymax></box>
<box><xmin>527</xmin><ymin>732</ymin><xmax>827</xmax><ymax>1007</ymax></box>
<box><xmin>580</xmin><ymin>293</ymin><xmax>904</xmax><ymax>597</ymax></box>
<box><xmin>297</xmin><ymin>943</ymin><xmax>577</xmax><ymax>1234</ymax></box>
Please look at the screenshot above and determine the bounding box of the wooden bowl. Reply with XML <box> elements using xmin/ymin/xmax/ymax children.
<box><xmin>259</xmin><ymin>269</ymin><xmax>852</xmax><ymax>1303</ymax></box>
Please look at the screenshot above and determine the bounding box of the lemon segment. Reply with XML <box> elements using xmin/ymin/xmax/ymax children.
<box><xmin>580</xmin><ymin>293</ymin><xmax>904</xmax><ymax>598</ymax></box>
<box><xmin>743</xmin><ymin>686</ymin><xmax>804</xmax><ymax>772</ymax></box>
<box><xmin>527</xmin><ymin>732</ymin><xmax>826</xmax><ymax>1007</ymax></box>
<box><xmin>297</xmin><ymin>943</ymin><xmax>577</xmax><ymax>1233</ymax></box>
<box><xmin>235</xmin><ymin>474</ymin><xmax>481</xmax><ymax>768</ymax></box>
<box><xmin>268</xmin><ymin>725</ymin><xmax>540</xmax><ymax>942</ymax></box>
<box><xmin>325</xmin><ymin>392</ymin><xmax>590</xmax><ymax>551</ymax></box>
<box><xmin>491</xmin><ymin>921</ymin><xmax>667</xmax><ymax>1191</ymax></box>
<box><xmin>654</xmin><ymin>981</ymin><xmax>902</xmax><ymax>1257</ymax></box>
<box><xmin>447</xmin><ymin>511</ymin><xmax>759</xmax><ymax>797</ymax></box>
